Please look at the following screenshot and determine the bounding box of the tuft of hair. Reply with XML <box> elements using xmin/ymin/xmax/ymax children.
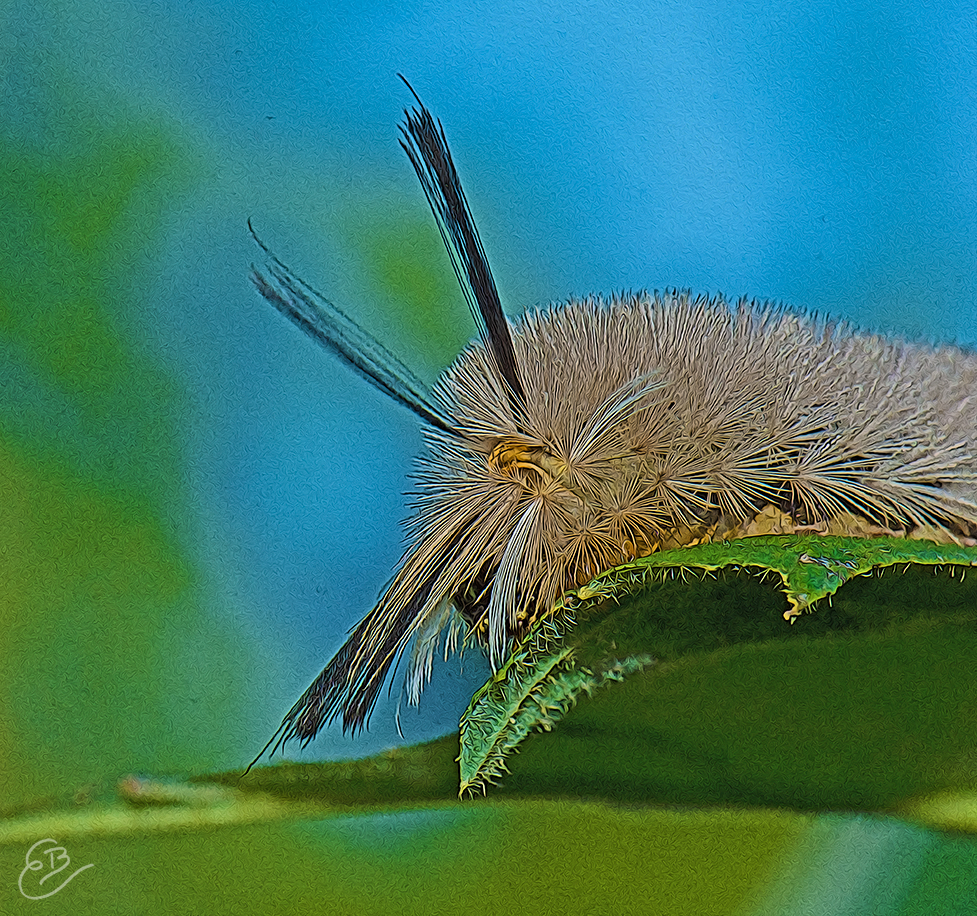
<box><xmin>261</xmin><ymin>290</ymin><xmax>977</xmax><ymax>749</ymax></box>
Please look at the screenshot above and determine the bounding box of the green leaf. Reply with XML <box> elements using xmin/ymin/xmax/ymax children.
<box><xmin>459</xmin><ymin>627</ymin><xmax>654</xmax><ymax>794</ymax></box>
<box><xmin>570</xmin><ymin>534</ymin><xmax>977</xmax><ymax>621</ymax></box>
<box><xmin>459</xmin><ymin>535</ymin><xmax>977</xmax><ymax>795</ymax></box>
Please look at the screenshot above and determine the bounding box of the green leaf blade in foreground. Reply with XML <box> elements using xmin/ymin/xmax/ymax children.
<box><xmin>460</xmin><ymin>535</ymin><xmax>977</xmax><ymax>795</ymax></box>
<box><xmin>459</xmin><ymin>648</ymin><xmax>655</xmax><ymax>795</ymax></box>
<box><xmin>573</xmin><ymin>535</ymin><xmax>977</xmax><ymax>620</ymax></box>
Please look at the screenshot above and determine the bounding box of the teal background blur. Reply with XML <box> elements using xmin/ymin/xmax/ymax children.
<box><xmin>2</xmin><ymin>0</ymin><xmax>977</xmax><ymax>911</ymax></box>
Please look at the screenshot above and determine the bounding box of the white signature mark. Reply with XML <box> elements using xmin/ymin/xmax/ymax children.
<box><xmin>18</xmin><ymin>838</ymin><xmax>94</xmax><ymax>900</ymax></box>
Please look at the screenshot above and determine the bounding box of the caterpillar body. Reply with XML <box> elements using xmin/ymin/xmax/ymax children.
<box><xmin>249</xmin><ymin>81</ymin><xmax>977</xmax><ymax>763</ymax></box>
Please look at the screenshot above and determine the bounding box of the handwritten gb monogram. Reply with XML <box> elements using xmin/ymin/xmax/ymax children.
<box><xmin>18</xmin><ymin>838</ymin><xmax>94</xmax><ymax>900</ymax></box>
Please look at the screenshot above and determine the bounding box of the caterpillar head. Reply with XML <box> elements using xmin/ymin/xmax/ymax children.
<box><xmin>247</xmin><ymin>82</ymin><xmax>977</xmax><ymax>766</ymax></box>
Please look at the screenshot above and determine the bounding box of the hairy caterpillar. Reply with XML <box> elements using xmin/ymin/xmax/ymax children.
<box><xmin>248</xmin><ymin>79</ymin><xmax>977</xmax><ymax>765</ymax></box>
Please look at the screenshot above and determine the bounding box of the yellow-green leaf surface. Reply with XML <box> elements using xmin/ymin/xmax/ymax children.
<box><xmin>0</xmin><ymin>785</ymin><xmax>809</xmax><ymax>916</ymax></box>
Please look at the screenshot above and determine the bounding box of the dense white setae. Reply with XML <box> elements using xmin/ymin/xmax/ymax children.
<box><xmin>247</xmin><ymin>81</ymin><xmax>977</xmax><ymax>765</ymax></box>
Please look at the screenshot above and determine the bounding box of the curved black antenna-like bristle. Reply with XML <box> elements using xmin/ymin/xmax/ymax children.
<box><xmin>249</xmin><ymin>220</ymin><xmax>459</xmax><ymax>438</ymax></box>
<box><xmin>396</xmin><ymin>75</ymin><xmax>527</xmax><ymax>422</ymax></box>
<box><xmin>248</xmin><ymin>81</ymin><xmax>533</xmax><ymax>770</ymax></box>
<box><xmin>245</xmin><ymin>572</ymin><xmax>440</xmax><ymax>770</ymax></box>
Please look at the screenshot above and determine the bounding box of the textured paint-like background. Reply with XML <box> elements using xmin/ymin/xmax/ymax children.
<box><xmin>2</xmin><ymin>0</ymin><xmax>977</xmax><ymax>912</ymax></box>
